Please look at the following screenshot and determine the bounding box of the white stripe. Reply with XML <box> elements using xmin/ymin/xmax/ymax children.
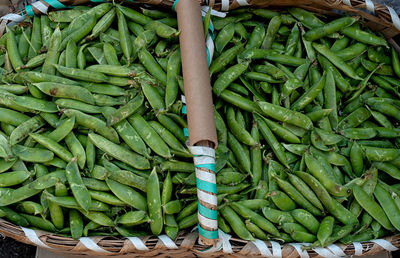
<box><xmin>181</xmin><ymin>95</ymin><xmax>186</xmax><ymax>103</ymax></box>
<box><xmin>270</xmin><ymin>241</ymin><xmax>282</xmax><ymax>258</ymax></box>
<box><xmin>196</xmin><ymin>169</ymin><xmax>216</xmax><ymax>184</ymax></box>
<box><xmin>288</xmin><ymin>243</ymin><xmax>309</xmax><ymax>258</ymax></box>
<box><xmin>365</xmin><ymin>0</ymin><xmax>375</xmax><ymax>13</ymax></box>
<box><xmin>197</xmin><ymin>189</ymin><xmax>218</xmax><ymax>206</ymax></box>
<box><xmin>32</xmin><ymin>1</ymin><xmax>49</xmax><ymax>14</ymax></box>
<box><xmin>206</xmin><ymin>35</ymin><xmax>215</xmax><ymax>63</ymax></box>
<box><xmin>198</xmin><ymin>212</ymin><xmax>218</xmax><ymax>229</ymax></box>
<box><xmin>127</xmin><ymin>237</ymin><xmax>148</xmax><ymax>251</ymax></box>
<box><xmin>194</xmin><ymin>155</ymin><xmax>215</xmax><ymax>165</ymax></box>
<box><xmin>201</xmin><ymin>6</ymin><xmax>227</xmax><ymax>18</ymax></box>
<box><xmin>236</xmin><ymin>0</ymin><xmax>249</xmax><ymax>6</ymax></box>
<box><xmin>79</xmin><ymin>237</ymin><xmax>110</xmax><ymax>253</ymax></box>
<box><xmin>221</xmin><ymin>0</ymin><xmax>230</xmax><ymax>11</ymax></box>
<box><xmin>158</xmin><ymin>235</ymin><xmax>178</xmax><ymax>249</ymax></box>
<box><xmin>352</xmin><ymin>242</ymin><xmax>364</xmax><ymax>256</ymax></box>
<box><xmin>21</xmin><ymin>227</ymin><xmax>52</xmax><ymax>249</ymax></box>
<box><xmin>189</xmin><ymin>146</ymin><xmax>215</xmax><ymax>157</ymax></box>
<box><xmin>313</xmin><ymin>247</ymin><xmax>339</xmax><ymax>258</ymax></box>
<box><xmin>343</xmin><ymin>0</ymin><xmax>352</xmax><ymax>6</ymax></box>
<box><xmin>370</xmin><ymin>239</ymin><xmax>398</xmax><ymax>252</ymax></box>
<box><xmin>1</xmin><ymin>13</ymin><xmax>25</xmax><ymax>22</ymax></box>
<box><xmin>252</xmin><ymin>239</ymin><xmax>271</xmax><ymax>257</ymax></box>
<box><xmin>327</xmin><ymin>244</ymin><xmax>346</xmax><ymax>257</ymax></box>
<box><xmin>386</xmin><ymin>5</ymin><xmax>400</xmax><ymax>31</ymax></box>
<box><xmin>218</xmin><ymin>229</ymin><xmax>233</xmax><ymax>253</ymax></box>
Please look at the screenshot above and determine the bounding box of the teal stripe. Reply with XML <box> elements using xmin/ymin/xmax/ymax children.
<box><xmin>91</xmin><ymin>0</ymin><xmax>106</xmax><ymax>2</ymax></box>
<box><xmin>196</xmin><ymin>179</ymin><xmax>217</xmax><ymax>194</ymax></box>
<box><xmin>196</xmin><ymin>163</ymin><xmax>215</xmax><ymax>172</ymax></box>
<box><xmin>182</xmin><ymin>105</ymin><xmax>187</xmax><ymax>114</ymax></box>
<box><xmin>198</xmin><ymin>224</ymin><xmax>218</xmax><ymax>239</ymax></box>
<box><xmin>198</xmin><ymin>203</ymin><xmax>217</xmax><ymax>220</ymax></box>
<box><xmin>20</xmin><ymin>9</ymin><xmax>25</xmax><ymax>18</ymax></box>
<box><xmin>172</xmin><ymin>0</ymin><xmax>179</xmax><ymax>11</ymax></box>
<box><xmin>25</xmin><ymin>6</ymin><xmax>34</xmax><ymax>17</ymax></box>
<box><xmin>206</xmin><ymin>49</ymin><xmax>210</xmax><ymax>66</ymax></box>
<box><xmin>44</xmin><ymin>0</ymin><xmax>66</xmax><ymax>9</ymax></box>
<box><xmin>183</xmin><ymin>128</ymin><xmax>188</xmax><ymax>137</ymax></box>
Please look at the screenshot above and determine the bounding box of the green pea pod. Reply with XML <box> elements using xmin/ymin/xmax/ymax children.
<box><xmin>65</xmin><ymin>132</ymin><xmax>86</xmax><ymax>169</ymax></box>
<box><xmin>213</xmin><ymin>62</ymin><xmax>249</xmax><ymax>96</ymax></box>
<box><xmin>165</xmin><ymin>49</ymin><xmax>181</xmax><ymax>108</ymax></box>
<box><xmin>257</xmin><ymin>102</ymin><xmax>313</xmax><ymax>130</ymax></box>
<box><xmin>6</xmin><ymin>28</ymin><xmax>24</xmax><ymax>71</ymax></box>
<box><xmin>66</xmin><ymin>158</ymin><xmax>91</xmax><ymax>212</ymax></box>
<box><xmin>287</xmin><ymin>173</ymin><xmax>324</xmax><ymax>211</ymax></box>
<box><xmin>54</xmin><ymin>65</ymin><xmax>108</xmax><ymax>83</ymax></box>
<box><xmin>12</xmin><ymin>145</ymin><xmax>54</xmax><ymax>163</ymax></box>
<box><xmin>210</xmin><ymin>44</ymin><xmax>244</xmax><ymax>76</ymax></box>
<box><xmin>215</xmin><ymin>23</ymin><xmax>235</xmax><ymax>53</ymax></box>
<box><xmin>103</xmin><ymin>43</ymin><xmax>120</xmax><ymax>66</ymax></box>
<box><xmin>88</xmin><ymin>132</ymin><xmax>149</xmax><ymax>170</ymax></box>
<box><xmin>146</xmin><ymin>168</ymin><xmax>162</xmax><ymax>235</ymax></box>
<box><xmin>304</xmin><ymin>17</ymin><xmax>357</xmax><ymax>41</ymax></box>
<box><xmin>317</xmin><ymin>216</ymin><xmax>334</xmax><ymax>246</ymax></box>
<box><xmin>238</xmin><ymin>48</ymin><xmax>308</xmax><ymax>66</ymax></box>
<box><xmin>30</xmin><ymin>133</ymin><xmax>73</xmax><ymax>162</ymax></box>
<box><xmin>337</xmin><ymin>107</ymin><xmax>371</xmax><ymax>130</ymax></box>
<box><xmin>220</xmin><ymin>206</ymin><xmax>255</xmax><ymax>241</ymax></box>
<box><xmin>292</xmin><ymin>73</ymin><xmax>326</xmax><ymax>111</ymax></box>
<box><xmin>364</xmin><ymin>146</ymin><xmax>400</xmax><ymax>162</ymax></box>
<box><xmin>148</xmin><ymin>121</ymin><xmax>188</xmax><ymax>154</ymax></box>
<box><xmin>227</xmin><ymin>132</ymin><xmax>251</xmax><ymax>174</ymax></box>
<box><xmin>374</xmin><ymin>182</ymin><xmax>400</xmax><ymax>231</ymax></box>
<box><xmin>341</xmin><ymin>26</ymin><xmax>389</xmax><ymax>47</ymax></box>
<box><xmin>105</xmin><ymin>179</ymin><xmax>146</xmax><ymax>210</ymax></box>
<box><xmin>391</xmin><ymin>48</ymin><xmax>400</xmax><ymax>78</ymax></box>
<box><xmin>313</xmin><ymin>43</ymin><xmax>362</xmax><ymax>80</ymax></box>
<box><xmin>0</xmin><ymin>170</ymin><xmax>30</xmax><ymax>187</ymax></box>
<box><xmin>138</xmin><ymin>48</ymin><xmax>167</xmax><ymax>86</ymax></box>
<box><xmin>42</xmin><ymin>27</ymin><xmax>61</xmax><ymax>75</ymax></box>
<box><xmin>291</xmin><ymin>209</ymin><xmax>320</xmax><ymax>234</ymax></box>
<box><xmin>261</xmin><ymin>16</ymin><xmax>281</xmax><ymax>49</ymax></box>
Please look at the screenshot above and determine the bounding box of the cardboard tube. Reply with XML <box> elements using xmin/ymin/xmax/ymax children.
<box><xmin>176</xmin><ymin>0</ymin><xmax>218</xmax><ymax>149</ymax></box>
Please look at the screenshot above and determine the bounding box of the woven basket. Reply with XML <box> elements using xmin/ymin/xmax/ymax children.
<box><xmin>1</xmin><ymin>0</ymin><xmax>400</xmax><ymax>257</ymax></box>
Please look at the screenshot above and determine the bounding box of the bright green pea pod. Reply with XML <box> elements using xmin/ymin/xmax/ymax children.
<box><xmin>64</xmin><ymin>109</ymin><xmax>119</xmax><ymax>143</ymax></box>
<box><xmin>287</xmin><ymin>173</ymin><xmax>324</xmax><ymax>211</ymax></box>
<box><xmin>148</xmin><ymin>121</ymin><xmax>188</xmax><ymax>154</ymax></box>
<box><xmin>54</xmin><ymin>65</ymin><xmax>108</xmax><ymax>83</ymax></box>
<box><xmin>66</xmin><ymin>158</ymin><xmax>91</xmax><ymax>212</ymax></box>
<box><xmin>373</xmin><ymin>162</ymin><xmax>400</xmax><ymax>180</ymax></box>
<box><xmin>89</xmin><ymin>132</ymin><xmax>149</xmax><ymax>170</ymax></box>
<box><xmin>227</xmin><ymin>132</ymin><xmax>251</xmax><ymax>174</ymax></box>
<box><xmin>291</xmin><ymin>209</ymin><xmax>320</xmax><ymax>234</ymax></box>
<box><xmin>103</xmin><ymin>43</ymin><xmax>120</xmax><ymax>66</ymax></box>
<box><xmin>361</xmin><ymin>58</ymin><xmax>394</xmax><ymax>76</ymax></box>
<box><xmin>337</xmin><ymin>107</ymin><xmax>371</xmax><ymax>130</ymax></box>
<box><xmin>317</xmin><ymin>216</ymin><xmax>334</xmax><ymax>246</ymax></box>
<box><xmin>292</xmin><ymin>73</ymin><xmax>325</xmax><ymax>111</ymax></box>
<box><xmin>353</xmin><ymin>185</ymin><xmax>393</xmax><ymax>230</ymax></box>
<box><xmin>145</xmin><ymin>20</ymin><xmax>179</xmax><ymax>39</ymax></box>
<box><xmin>138</xmin><ymin>48</ymin><xmax>167</xmax><ymax>86</ymax></box>
<box><xmin>221</xmin><ymin>206</ymin><xmax>254</xmax><ymax>241</ymax></box>
<box><xmin>257</xmin><ymin>102</ymin><xmax>313</xmax><ymax>130</ymax></box>
<box><xmin>364</xmin><ymin>146</ymin><xmax>400</xmax><ymax>162</ymax></box>
<box><xmin>331</xmin><ymin>37</ymin><xmax>350</xmax><ymax>52</ymax></box>
<box><xmin>163</xmin><ymin>200</ymin><xmax>182</xmax><ymax>214</ymax></box>
<box><xmin>304</xmin><ymin>17</ymin><xmax>357</xmax><ymax>41</ymax></box>
<box><xmin>48</xmin><ymin>116</ymin><xmax>75</xmax><ymax>143</ymax></box>
<box><xmin>128</xmin><ymin>114</ymin><xmax>171</xmax><ymax>159</ymax></box>
<box><xmin>336</xmin><ymin>43</ymin><xmax>367</xmax><ymax>61</ymax></box>
<box><xmin>350</xmin><ymin>142</ymin><xmax>364</xmax><ymax>177</ymax></box>
<box><xmin>0</xmin><ymin>170</ymin><xmax>30</xmax><ymax>187</ymax></box>
<box><xmin>69</xmin><ymin>209</ymin><xmax>83</xmax><ymax>240</ymax></box>
<box><xmin>318</xmin><ymin>55</ymin><xmax>350</xmax><ymax>92</ymax></box>
<box><xmin>6</xmin><ymin>28</ymin><xmax>24</xmax><ymax>71</ymax></box>
<box><xmin>48</xmin><ymin>201</ymin><xmax>64</xmax><ymax>229</ymax></box>
<box><xmin>261</xmin><ymin>15</ymin><xmax>281</xmax><ymax>49</ymax></box>
<box><xmin>14</xmin><ymin>95</ymin><xmax>58</xmax><ymax>113</ymax></box>
<box><xmin>116</xmin><ymin>210</ymin><xmax>149</xmax><ymax>226</ymax></box>
<box><xmin>213</xmin><ymin>62</ymin><xmax>249</xmax><ymax>96</ymax></box>
<box><xmin>215</xmin><ymin>23</ymin><xmax>235</xmax><ymax>53</ymax></box>
<box><xmin>374</xmin><ymin>182</ymin><xmax>400</xmax><ymax>231</ymax></box>
<box><xmin>210</xmin><ymin>44</ymin><xmax>244</xmax><ymax>76</ymax></box>
<box><xmin>165</xmin><ymin>49</ymin><xmax>181</xmax><ymax>108</ymax></box>
<box><xmin>81</xmin><ymin>211</ymin><xmax>114</xmax><ymax>227</ymax></box>
<box><xmin>161</xmin><ymin>171</ymin><xmax>172</xmax><ymax>206</ymax></box>
<box><xmin>89</xmin><ymin>190</ymin><xmax>125</xmax><ymax>206</ymax></box>
<box><xmin>65</xmin><ymin>40</ymin><xmax>78</xmax><ymax>68</ymax></box>
<box><xmin>65</xmin><ymin>132</ymin><xmax>86</xmax><ymax>169</ymax></box>
<box><xmin>44</xmin><ymin>193</ymin><xmax>109</xmax><ymax>212</ymax></box>
<box><xmin>20</xmin><ymin>53</ymin><xmax>45</xmax><ymax>69</ymax></box>
<box><xmin>313</xmin><ymin>43</ymin><xmax>362</xmax><ymax>80</ymax></box>
<box><xmin>227</xmin><ymin>107</ymin><xmax>256</xmax><ymax>146</ymax></box>
<box><xmin>21</xmin><ymin>214</ymin><xmax>57</xmax><ymax>232</ymax></box>
<box><xmin>29</xmin><ymin>133</ymin><xmax>73</xmax><ymax>162</ymax></box>
<box><xmin>16</xmin><ymin>201</ymin><xmax>43</xmax><ymax>215</ymax></box>
<box><xmin>10</xmin><ymin>116</ymin><xmax>45</xmax><ymax>145</ymax></box>
<box><xmin>42</xmin><ymin>27</ymin><xmax>61</xmax><ymax>75</ymax></box>
<box><xmin>142</xmin><ymin>81</ymin><xmax>165</xmax><ymax>111</ymax></box>
<box><xmin>12</xmin><ymin>145</ymin><xmax>54</xmax><ymax>163</ymax></box>
<box><xmin>146</xmin><ymin>168</ymin><xmax>162</xmax><ymax>235</ymax></box>
<box><xmin>107</xmin><ymin>93</ymin><xmax>144</xmax><ymax>126</ymax></box>
<box><xmin>341</xmin><ymin>26</ymin><xmax>389</xmax><ymax>47</ymax></box>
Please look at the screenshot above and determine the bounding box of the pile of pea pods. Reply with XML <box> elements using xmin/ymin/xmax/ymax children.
<box><xmin>208</xmin><ymin>8</ymin><xmax>400</xmax><ymax>246</ymax></box>
<box><xmin>0</xmin><ymin>3</ymin><xmax>200</xmax><ymax>241</ymax></box>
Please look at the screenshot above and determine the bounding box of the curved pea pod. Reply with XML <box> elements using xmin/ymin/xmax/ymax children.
<box><xmin>313</xmin><ymin>43</ymin><xmax>362</xmax><ymax>80</ymax></box>
<box><xmin>129</xmin><ymin>114</ymin><xmax>171</xmax><ymax>159</ymax></box>
<box><xmin>364</xmin><ymin>146</ymin><xmax>400</xmax><ymax>162</ymax></box>
<box><xmin>14</xmin><ymin>95</ymin><xmax>58</xmax><ymax>113</ymax></box>
<box><xmin>274</xmin><ymin>176</ymin><xmax>322</xmax><ymax>216</ymax></box>
<box><xmin>369</xmin><ymin>102</ymin><xmax>400</xmax><ymax>122</ymax></box>
<box><xmin>342</xmin><ymin>128</ymin><xmax>377</xmax><ymax>140</ymax></box>
<box><xmin>69</xmin><ymin>209</ymin><xmax>83</xmax><ymax>240</ymax></box>
<box><xmin>0</xmin><ymin>107</ymin><xmax>29</xmax><ymax>126</ymax></box>
<box><xmin>116</xmin><ymin>210</ymin><xmax>149</xmax><ymax>226</ymax></box>
<box><xmin>34</xmin><ymin>82</ymin><xmax>95</xmax><ymax>105</ymax></box>
<box><xmin>304</xmin><ymin>17</ymin><xmax>357</xmax><ymax>41</ymax></box>
<box><xmin>0</xmin><ymin>158</ymin><xmax>16</xmax><ymax>173</ymax></box>
<box><xmin>341</xmin><ymin>26</ymin><xmax>389</xmax><ymax>47</ymax></box>
<box><xmin>257</xmin><ymin>102</ymin><xmax>313</xmax><ymax>130</ymax></box>
<box><xmin>107</xmin><ymin>93</ymin><xmax>144</xmax><ymax>126</ymax></box>
<box><xmin>12</xmin><ymin>145</ymin><xmax>54</xmax><ymax>163</ymax></box>
<box><xmin>20</xmin><ymin>53</ymin><xmax>46</xmax><ymax>69</ymax></box>
<box><xmin>295</xmin><ymin>171</ymin><xmax>358</xmax><ymax>225</ymax></box>
<box><xmin>267</xmin><ymin>190</ymin><xmax>296</xmax><ymax>211</ymax></box>
<box><xmin>361</xmin><ymin>58</ymin><xmax>394</xmax><ymax>76</ymax></box>
<box><xmin>138</xmin><ymin>48</ymin><xmax>167</xmax><ymax>86</ymax></box>
<box><xmin>227</xmin><ymin>132</ymin><xmax>251</xmax><ymax>174</ymax></box>
<box><xmin>66</xmin><ymin>158</ymin><xmax>91</xmax><ymax>212</ymax></box>
<box><xmin>220</xmin><ymin>206</ymin><xmax>254</xmax><ymax>241</ymax></box>
<box><xmin>261</xmin><ymin>15</ymin><xmax>281</xmax><ymax>49</ymax></box>
<box><xmin>103</xmin><ymin>43</ymin><xmax>120</xmax><ymax>66</ymax></box>
<box><xmin>6</xmin><ymin>28</ymin><xmax>24</xmax><ymax>71</ymax></box>
<box><xmin>48</xmin><ymin>117</ymin><xmax>75</xmax><ymax>143</ymax></box>
<box><xmin>337</xmin><ymin>107</ymin><xmax>371</xmax><ymax>130</ymax></box>
<box><xmin>238</xmin><ymin>48</ymin><xmax>308</xmax><ymax>66</ymax></box>
<box><xmin>291</xmin><ymin>209</ymin><xmax>320</xmax><ymax>234</ymax></box>
<box><xmin>374</xmin><ymin>182</ymin><xmax>400</xmax><ymax>231</ymax></box>
<box><xmin>292</xmin><ymin>73</ymin><xmax>326</xmax><ymax>111</ymax></box>
<box><xmin>148</xmin><ymin>121</ymin><xmax>188</xmax><ymax>154</ymax></box>
<box><xmin>213</xmin><ymin>62</ymin><xmax>249</xmax><ymax>96</ymax></box>
<box><xmin>353</xmin><ymin>185</ymin><xmax>393</xmax><ymax>230</ymax></box>
<box><xmin>350</xmin><ymin>142</ymin><xmax>364</xmax><ymax>177</ymax></box>
<box><xmin>337</xmin><ymin>43</ymin><xmax>367</xmax><ymax>61</ymax></box>
<box><xmin>0</xmin><ymin>170</ymin><xmax>30</xmax><ymax>187</ymax></box>
<box><xmin>85</xmin><ymin>8</ymin><xmax>116</xmax><ymax>42</ymax></box>
<box><xmin>246</xmin><ymin>23</ymin><xmax>265</xmax><ymax>50</ymax></box>
<box><xmin>287</xmin><ymin>173</ymin><xmax>324</xmax><ymax>212</ymax></box>
<box><xmin>215</xmin><ymin>23</ymin><xmax>235</xmax><ymax>53</ymax></box>
<box><xmin>141</xmin><ymin>81</ymin><xmax>165</xmax><ymax>111</ymax></box>
<box><xmin>29</xmin><ymin>133</ymin><xmax>73</xmax><ymax>162</ymax></box>
<box><xmin>9</xmin><ymin>116</ymin><xmax>45</xmax><ymax>145</ymax></box>
<box><xmin>88</xmin><ymin>132</ymin><xmax>149</xmax><ymax>170</ymax></box>
<box><xmin>165</xmin><ymin>49</ymin><xmax>181</xmax><ymax>108</ymax></box>
<box><xmin>16</xmin><ymin>201</ymin><xmax>43</xmax><ymax>216</ymax></box>
<box><xmin>65</xmin><ymin>132</ymin><xmax>86</xmax><ymax>169</ymax></box>
<box><xmin>64</xmin><ymin>109</ymin><xmax>119</xmax><ymax>143</ymax></box>
<box><xmin>105</xmin><ymin>178</ymin><xmax>147</xmax><ymax>212</ymax></box>
<box><xmin>220</xmin><ymin>90</ymin><xmax>259</xmax><ymax>112</ymax></box>
<box><xmin>314</xmin><ymin>128</ymin><xmax>343</xmax><ymax>145</ymax></box>
<box><xmin>317</xmin><ymin>216</ymin><xmax>334</xmax><ymax>246</ymax></box>
<box><xmin>261</xmin><ymin>207</ymin><xmax>294</xmax><ymax>225</ymax></box>
<box><xmin>145</xmin><ymin>168</ymin><xmax>163</xmax><ymax>235</ymax></box>
<box><xmin>210</xmin><ymin>44</ymin><xmax>244</xmax><ymax>76</ymax></box>
<box><xmin>373</xmin><ymin>162</ymin><xmax>400</xmax><ymax>180</ymax></box>
<box><xmin>53</xmin><ymin>64</ymin><xmax>108</xmax><ymax>83</ymax></box>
